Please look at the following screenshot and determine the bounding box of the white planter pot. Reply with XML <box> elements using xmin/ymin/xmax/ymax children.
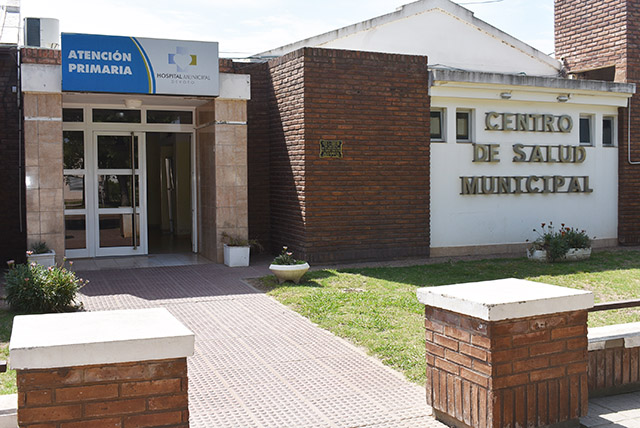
<box><xmin>527</xmin><ymin>248</ymin><xmax>591</xmax><ymax>262</ymax></box>
<box><xmin>565</xmin><ymin>247</ymin><xmax>592</xmax><ymax>261</ymax></box>
<box><xmin>27</xmin><ymin>250</ymin><xmax>56</xmax><ymax>268</ymax></box>
<box><xmin>269</xmin><ymin>262</ymin><xmax>310</xmax><ymax>284</ymax></box>
<box><xmin>224</xmin><ymin>244</ymin><xmax>250</xmax><ymax>267</ymax></box>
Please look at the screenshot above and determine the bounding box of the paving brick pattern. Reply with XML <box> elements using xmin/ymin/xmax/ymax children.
<box><xmin>581</xmin><ymin>391</ymin><xmax>640</xmax><ymax>427</ymax></box>
<box><xmin>78</xmin><ymin>262</ymin><xmax>445</xmax><ymax>428</ymax></box>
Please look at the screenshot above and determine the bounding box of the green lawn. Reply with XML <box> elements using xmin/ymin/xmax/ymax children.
<box><xmin>0</xmin><ymin>310</ymin><xmax>16</xmax><ymax>395</ymax></box>
<box><xmin>257</xmin><ymin>249</ymin><xmax>640</xmax><ymax>385</ymax></box>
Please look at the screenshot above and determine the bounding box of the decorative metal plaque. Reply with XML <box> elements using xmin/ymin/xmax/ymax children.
<box><xmin>319</xmin><ymin>140</ymin><xmax>343</xmax><ymax>158</ymax></box>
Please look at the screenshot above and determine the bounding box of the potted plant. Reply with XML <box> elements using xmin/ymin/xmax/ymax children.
<box><xmin>527</xmin><ymin>222</ymin><xmax>592</xmax><ymax>262</ymax></box>
<box><xmin>269</xmin><ymin>246</ymin><xmax>310</xmax><ymax>284</ymax></box>
<box><xmin>221</xmin><ymin>232</ymin><xmax>262</xmax><ymax>267</ymax></box>
<box><xmin>26</xmin><ymin>241</ymin><xmax>56</xmax><ymax>268</ymax></box>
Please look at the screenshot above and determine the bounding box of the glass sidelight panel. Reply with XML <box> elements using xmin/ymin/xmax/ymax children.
<box><xmin>99</xmin><ymin>213</ymin><xmax>140</xmax><ymax>247</ymax></box>
<box><xmin>64</xmin><ymin>175</ymin><xmax>85</xmax><ymax>209</ymax></box>
<box><xmin>63</xmin><ymin>131</ymin><xmax>84</xmax><ymax>170</ymax></box>
<box><xmin>65</xmin><ymin>215</ymin><xmax>86</xmax><ymax>249</ymax></box>
<box><xmin>97</xmin><ymin>135</ymin><xmax>139</xmax><ymax>169</ymax></box>
<box><xmin>98</xmin><ymin>175</ymin><xmax>139</xmax><ymax>209</ymax></box>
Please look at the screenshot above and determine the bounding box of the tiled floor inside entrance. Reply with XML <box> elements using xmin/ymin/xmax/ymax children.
<box><xmin>70</xmin><ymin>253</ymin><xmax>210</xmax><ymax>271</ymax></box>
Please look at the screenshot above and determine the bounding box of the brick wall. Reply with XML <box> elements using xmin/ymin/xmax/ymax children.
<box><xmin>0</xmin><ymin>47</ymin><xmax>27</xmax><ymax>264</ymax></box>
<box><xmin>424</xmin><ymin>306</ymin><xmax>589</xmax><ymax>427</ymax></box>
<box><xmin>555</xmin><ymin>0</ymin><xmax>627</xmax><ymax>78</ymax></box>
<box><xmin>588</xmin><ymin>345</ymin><xmax>640</xmax><ymax>397</ymax></box>
<box><xmin>240</xmin><ymin>48</ymin><xmax>430</xmax><ymax>262</ymax></box>
<box><xmin>302</xmin><ymin>49</ymin><xmax>430</xmax><ymax>262</ymax></box>
<box><xmin>21</xmin><ymin>48</ymin><xmax>62</xmax><ymax>65</ymax></box>
<box><xmin>264</xmin><ymin>51</ymin><xmax>308</xmax><ymax>258</ymax></box>
<box><xmin>233</xmin><ymin>62</ymin><xmax>272</xmax><ymax>249</ymax></box>
<box><xmin>17</xmin><ymin>358</ymin><xmax>189</xmax><ymax>428</ymax></box>
<box><xmin>556</xmin><ymin>0</ymin><xmax>640</xmax><ymax>244</ymax></box>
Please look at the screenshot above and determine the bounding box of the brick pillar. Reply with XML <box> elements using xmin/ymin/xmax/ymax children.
<box><xmin>417</xmin><ymin>278</ymin><xmax>594</xmax><ymax>428</ymax></box>
<box><xmin>10</xmin><ymin>308</ymin><xmax>194</xmax><ymax>428</ymax></box>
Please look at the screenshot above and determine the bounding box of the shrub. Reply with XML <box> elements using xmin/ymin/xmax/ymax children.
<box><xmin>530</xmin><ymin>222</ymin><xmax>592</xmax><ymax>262</ymax></box>
<box><xmin>4</xmin><ymin>263</ymin><xmax>86</xmax><ymax>313</ymax></box>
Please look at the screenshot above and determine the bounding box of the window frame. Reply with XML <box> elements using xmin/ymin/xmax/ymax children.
<box><xmin>602</xmin><ymin>116</ymin><xmax>616</xmax><ymax>147</ymax></box>
<box><xmin>430</xmin><ymin>109</ymin><xmax>445</xmax><ymax>142</ymax></box>
<box><xmin>456</xmin><ymin>109</ymin><xmax>473</xmax><ymax>143</ymax></box>
<box><xmin>579</xmin><ymin>115</ymin><xmax>594</xmax><ymax>146</ymax></box>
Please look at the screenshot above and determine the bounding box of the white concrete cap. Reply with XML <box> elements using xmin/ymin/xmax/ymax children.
<box><xmin>588</xmin><ymin>322</ymin><xmax>640</xmax><ymax>351</ymax></box>
<box><xmin>416</xmin><ymin>278</ymin><xmax>594</xmax><ymax>321</ymax></box>
<box><xmin>9</xmin><ymin>308</ymin><xmax>195</xmax><ymax>370</ymax></box>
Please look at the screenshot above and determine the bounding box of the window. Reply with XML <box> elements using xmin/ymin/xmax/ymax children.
<box><xmin>579</xmin><ymin>115</ymin><xmax>593</xmax><ymax>145</ymax></box>
<box><xmin>456</xmin><ymin>110</ymin><xmax>472</xmax><ymax>142</ymax></box>
<box><xmin>603</xmin><ymin>116</ymin><xmax>615</xmax><ymax>147</ymax></box>
<box><xmin>63</xmin><ymin>108</ymin><xmax>83</xmax><ymax>122</ymax></box>
<box><xmin>430</xmin><ymin>109</ymin><xmax>444</xmax><ymax>141</ymax></box>
<box><xmin>92</xmin><ymin>108</ymin><xmax>141</xmax><ymax>123</ymax></box>
<box><xmin>147</xmin><ymin>110</ymin><xmax>193</xmax><ymax>124</ymax></box>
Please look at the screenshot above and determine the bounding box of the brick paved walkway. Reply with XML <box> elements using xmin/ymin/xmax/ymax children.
<box><xmin>581</xmin><ymin>391</ymin><xmax>640</xmax><ymax>427</ymax></box>
<box><xmin>78</xmin><ymin>262</ymin><xmax>445</xmax><ymax>428</ymax></box>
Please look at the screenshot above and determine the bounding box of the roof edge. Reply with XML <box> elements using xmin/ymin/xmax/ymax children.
<box><xmin>431</xmin><ymin>69</ymin><xmax>636</xmax><ymax>94</ymax></box>
<box><xmin>252</xmin><ymin>0</ymin><xmax>561</xmax><ymax>72</ymax></box>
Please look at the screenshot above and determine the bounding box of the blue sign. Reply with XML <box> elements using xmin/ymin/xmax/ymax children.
<box><xmin>61</xmin><ymin>33</ymin><xmax>219</xmax><ymax>96</ymax></box>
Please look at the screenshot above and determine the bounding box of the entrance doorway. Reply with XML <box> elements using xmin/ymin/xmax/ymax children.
<box><xmin>63</xmin><ymin>103</ymin><xmax>197</xmax><ymax>259</ymax></box>
<box><xmin>146</xmin><ymin>133</ymin><xmax>193</xmax><ymax>254</ymax></box>
<box><xmin>94</xmin><ymin>131</ymin><xmax>145</xmax><ymax>257</ymax></box>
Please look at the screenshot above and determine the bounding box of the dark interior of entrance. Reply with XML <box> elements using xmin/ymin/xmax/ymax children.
<box><xmin>146</xmin><ymin>132</ymin><xmax>192</xmax><ymax>254</ymax></box>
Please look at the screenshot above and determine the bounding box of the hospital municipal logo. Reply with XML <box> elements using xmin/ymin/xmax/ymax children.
<box><xmin>168</xmin><ymin>46</ymin><xmax>197</xmax><ymax>72</ymax></box>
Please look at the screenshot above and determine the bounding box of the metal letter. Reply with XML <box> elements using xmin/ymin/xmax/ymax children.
<box><xmin>461</xmin><ymin>177</ymin><xmax>479</xmax><ymax>195</ymax></box>
<box><xmin>485</xmin><ymin>112</ymin><xmax>500</xmax><ymax>130</ymax></box>
<box><xmin>526</xmin><ymin>176</ymin><xmax>541</xmax><ymax>193</ymax></box>
<box><xmin>558</xmin><ymin>115</ymin><xmax>573</xmax><ymax>132</ymax></box>
<box><xmin>512</xmin><ymin>144</ymin><xmax>526</xmax><ymax>162</ymax></box>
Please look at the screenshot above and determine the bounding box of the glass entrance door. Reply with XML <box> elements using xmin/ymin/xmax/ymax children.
<box><xmin>94</xmin><ymin>132</ymin><xmax>147</xmax><ymax>256</ymax></box>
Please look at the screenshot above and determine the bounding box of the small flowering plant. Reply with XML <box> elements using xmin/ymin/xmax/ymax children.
<box><xmin>529</xmin><ymin>222</ymin><xmax>592</xmax><ymax>262</ymax></box>
<box><xmin>271</xmin><ymin>246</ymin><xmax>306</xmax><ymax>265</ymax></box>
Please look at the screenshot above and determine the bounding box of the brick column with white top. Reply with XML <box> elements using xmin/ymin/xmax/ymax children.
<box><xmin>417</xmin><ymin>278</ymin><xmax>594</xmax><ymax>428</ymax></box>
<box><xmin>9</xmin><ymin>308</ymin><xmax>195</xmax><ymax>428</ymax></box>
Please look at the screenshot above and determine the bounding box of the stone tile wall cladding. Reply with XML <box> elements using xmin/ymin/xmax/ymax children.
<box><xmin>0</xmin><ymin>46</ymin><xmax>27</xmax><ymax>264</ymax></box>
<box><xmin>16</xmin><ymin>357</ymin><xmax>189</xmax><ymax>428</ymax></box>
<box><xmin>556</xmin><ymin>0</ymin><xmax>640</xmax><ymax>245</ymax></box>
<box><xmin>20</xmin><ymin>48</ymin><xmax>64</xmax><ymax>262</ymax></box>
<box><xmin>238</xmin><ymin>48</ymin><xmax>430</xmax><ymax>263</ymax></box>
<box><xmin>195</xmin><ymin>97</ymin><xmax>249</xmax><ymax>264</ymax></box>
<box><xmin>424</xmin><ymin>306</ymin><xmax>589</xmax><ymax>428</ymax></box>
